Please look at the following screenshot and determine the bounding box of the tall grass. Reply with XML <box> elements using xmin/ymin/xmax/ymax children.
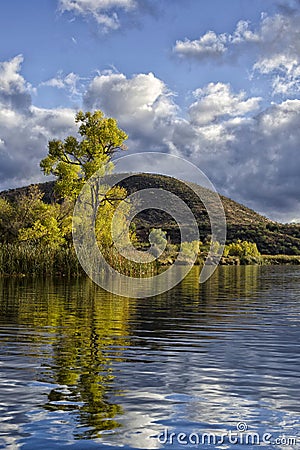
<box><xmin>101</xmin><ymin>246</ymin><xmax>157</xmax><ymax>277</ymax></box>
<box><xmin>0</xmin><ymin>243</ymin><xmax>82</xmax><ymax>276</ymax></box>
<box><xmin>0</xmin><ymin>243</ymin><xmax>158</xmax><ymax>277</ymax></box>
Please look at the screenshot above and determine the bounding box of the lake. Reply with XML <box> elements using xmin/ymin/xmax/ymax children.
<box><xmin>0</xmin><ymin>266</ymin><xmax>299</xmax><ymax>449</ymax></box>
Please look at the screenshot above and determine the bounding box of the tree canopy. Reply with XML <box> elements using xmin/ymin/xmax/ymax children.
<box><xmin>40</xmin><ymin>110</ymin><xmax>128</xmax><ymax>199</ymax></box>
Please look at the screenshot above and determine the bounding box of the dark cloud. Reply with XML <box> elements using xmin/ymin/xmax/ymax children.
<box><xmin>183</xmin><ymin>100</ymin><xmax>300</xmax><ymax>222</ymax></box>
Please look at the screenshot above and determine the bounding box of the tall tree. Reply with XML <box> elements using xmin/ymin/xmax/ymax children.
<box><xmin>40</xmin><ymin>110</ymin><xmax>128</xmax><ymax>200</ymax></box>
<box><xmin>40</xmin><ymin>110</ymin><xmax>131</xmax><ymax>255</ymax></box>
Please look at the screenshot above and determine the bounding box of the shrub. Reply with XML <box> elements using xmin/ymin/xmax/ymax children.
<box><xmin>223</xmin><ymin>239</ymin><xmax>261</xmax><ymax>258</ymax></box>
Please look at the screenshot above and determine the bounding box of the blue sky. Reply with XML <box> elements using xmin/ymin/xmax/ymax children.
<box><xmin>0</xmin><ymin>0</ymin><xmax>300</xmax><ymax>221</ymax></box>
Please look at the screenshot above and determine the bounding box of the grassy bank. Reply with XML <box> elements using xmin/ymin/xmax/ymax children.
<box><xmin>0</xmin><ymin>243</ymin><xmax>157</xmax><ymax>277</ymax></box>
<box><xmin>262</xmin><ymin>254</ymin><xmax>300</xmax><ymax>265</ymax></box>
<box><xmin>1</xmin><ymin>242</ymin><xmax>300</xmax><ymax>278</ymax></box>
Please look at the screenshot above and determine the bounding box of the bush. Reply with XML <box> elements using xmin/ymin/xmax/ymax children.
<box><xmin>179</xmin><ymin>241</ymin><xmax>199</xmax><ymax>262</ymax></box>
<box><xmin>223</xmin><ymin>239</ymin><xmax>261</xmax><ymax>258</ymax></box>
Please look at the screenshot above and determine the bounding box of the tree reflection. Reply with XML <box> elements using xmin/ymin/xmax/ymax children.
<box><xmin>0</xmin><ymin>276</ymin><xmax>133</xmax><ymax>439</ymax></box>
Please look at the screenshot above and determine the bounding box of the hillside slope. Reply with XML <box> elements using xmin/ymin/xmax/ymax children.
<box><xmin>2</xmin><ymin>173</ymin><xmax>300</xmax><ymax>255</ymax></box>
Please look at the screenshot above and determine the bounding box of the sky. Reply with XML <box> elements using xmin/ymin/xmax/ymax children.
<box><xmin>0</xmin><ymin>0</ymin><xmax>300</xmax><ymax>222</ymax></box>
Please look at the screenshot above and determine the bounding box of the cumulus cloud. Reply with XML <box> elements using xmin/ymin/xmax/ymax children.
<box><xmin>173</xmin><ymin>20</ymin><xmax>260</xmax><ymax>61</ymax></box>
<box><xmin>83</xmin><ymin>72</ymin><xmax>300</xmax><ymax>220</ymax></box>
<box><xmin>174</xmin><ymin>8</ymin><xmax>300</xmax><ymax>97</ymax></box>
<box><xmin>252</xmin><ymin>13</ymin><xmax>300</xmax><ymax>95</ymax></box>
<box><xmin>84</xmin><ymin>71</ymin><xmax>178</xmax><ymax>149</ymax></box>
<box><xmin>0</xmin><ymin>55</ymin><xmax>32</xmax><ymax>112</ymax></box>
<box><xmin>58</xmin><ymin>0</ymin><xmax>137</xmax><ymax>31</ymax></box>
<box><xmin>230</xmin><ymin>100</ymin><xmax>300</xmax><ymax>219</ymax></box>
<box><xmin>169</xmin><ymin>98</ymin><xmax>300</xmax><ymax>222</ymax></box>
<box><xmin>1</xmin><ymin>55</ymin><xmax>300</xmax><ymax>221</ymax></box>
<box><xmin>0</xmin><ymin>106</ymin><xmax>76</xmax><ymax>191</ymax></box>
<box><xmin>230</xmin><ymin>19</ymin><xmax>261</xmax><ymax>44</ymax></box>
<box><xmin>0</xmin><ymin>56</ymin><xmax>76</xmax><ymax>190</ymax></box>
<box><xmin>174</xmin><ymin>31</ymin><xmax>228</xmax><ymax>60</ymax></box>
<box><xmin>188</xmin><ymin>83</ymin><xmax>261</xmax><ymax>126</ymax></box>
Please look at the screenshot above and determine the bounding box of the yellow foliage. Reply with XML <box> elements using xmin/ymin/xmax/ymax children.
<box><xmin>223</xmin><ymin>239</ymin><xmax>261</xmax><ymax>258</ymax></box>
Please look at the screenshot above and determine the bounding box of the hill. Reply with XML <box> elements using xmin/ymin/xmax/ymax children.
<box><xmin>2</xmin><ymin>173</ymin><xmax>300</xmax><ymax>255</ymax></box>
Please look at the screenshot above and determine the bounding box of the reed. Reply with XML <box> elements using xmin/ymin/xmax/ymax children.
<box><xmin>101</xmin><ymin>246</ymin><xmax>157</xmax><ymax>277</ymax></box>
<box><xmin>0</xmin><ymin>243</ymin><xmax>83</xmax><ymax>276</ymax></box>
<box><xmin>0</xmin><ymin>243</ymin><xmax>158</xmax><ymax>277</ymax></box>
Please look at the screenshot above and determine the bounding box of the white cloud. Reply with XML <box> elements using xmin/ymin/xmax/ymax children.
<box><xmin>83</xmin><ymin>71</ymin><xmax>300</xmax><ymax>220</ymax></box>
<box><xmin>230</xmin><ymin>20</ymin><xmax>261</xmax><ymax>44</ymax></box>
<box><xmin>58</xmin><ymin>0</ymin><xmax>137</xmax><ymax>30</ymax></box>
<box><xmin>84</xmin><ymin>71</ymin><xmax>177</xmax><ymax>148</ymax></box>
<box><xmin>252</xmin><ymin>13</ymin><xmax>300</xmax><ymax>95</ymax></box>
<box><xmin>173</xmin><ymin>20</ymin><xmax>260</xmax><ymax>61</ymax></box>
<box><xmin>188</xmin><ymin>83</ymin><xmax>261</xmax><ymax>126</ymax></box>
<box><xmin>1</xmin><ymin>55</ymin><xmax>300</xmax><ymax>221</ymax></box>
<box><xmin>0</xmin><ymin>54</ymin><xmax>27</xmax><ymax>93</ymax></box>
<box><xmin>0</xmin><ymin>56</ymin><xmax>76</xmax><ymax>190</ymax></box>
<box><xmin>0</xmin><ymin>105</ymin><xmax>76</xmax><ymax>190</ymax></box>
<box><xmin>174</xmin><ymin>99</ymin><xmax>300</xmax><ymax>221</ymax></box>
<box><xmin>174</xmin><ymin>31</ymin><xmax>227</xmax><ymax>60</ymax></box>
<box><xmin>174</xmin><ymin>8</ymin><xmax>300</xmax><ymax>97</ymax></box>
<box><xmin>0</xmin><ymin>55</ymin><xmax>32</xmax><ymax>111</ymax></box>
<box><xmin>39</xmin><ymin>72</ymin><xmax>81</xmax><ymax>98</ymax></box>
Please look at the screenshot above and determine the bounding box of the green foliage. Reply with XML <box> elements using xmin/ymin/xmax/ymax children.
<box><xmin>147</xmin><ymin>228</ymin><xmax>167</xmax><ymax>259</ymax></box>
<box><xmin>180</xmin><ymin>241</ymin><xmax>200</xmax><ymax>262</ymax></box>
<box><xmin>0</xmin><ymin>111</ymin><xmax>134</xmax><ymax>275</ymax></box>
<box><xmin>19</xmin><ymin>216</ymin><xmax>64</xmax><ymax>249</ymax></box>
<box><xmin>209</xmin><ymin>240</ymin><xmax>222</xmax><ymax>255</ymax></box>
<box><xmin>0</xmin><ymin>198</ymin><xmax>13</xmax><ymax>217</ymax></box>
<box><xmin>95</xmin><ymin>186</ymin><xmax>131</xmax><ymax>250</ymax></box>
<box><xmin>224</xmin><ymin>239</ymin><xmax>261</xmax><ymax>258</ymax></box>
<box><xmin>0</xmin><ymin>186</ymin><xmax>72</xmax><ymax>249</ymax></box>
<box><xmin>0</xmin><ymin>198</ymin><xmax>15</xmax><ymax>241</ymax></box>
<box><xmin>5</xmin><ymin>173</ymin><xmax>300</xmax><ymax>256</ymax></box>
<box><xmin>149</xmin><ymin>228</ymin><xmax>167</xmax><ymax>249</ymax></box>
<box><xmin>40</xmin><ymin>110</ymin><xmax>128</xmax><ymax>200</ymax></box>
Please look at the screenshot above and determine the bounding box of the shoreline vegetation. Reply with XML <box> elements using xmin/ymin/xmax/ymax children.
<box><xmin>1</xmin><ymin>240</ymin><xmax>300</xmax><ymax>278</ymax></box>
<box><xmin>1</xmin><ymin>110</ymin><xmax>300</xmax><ymax>277</ymax></box>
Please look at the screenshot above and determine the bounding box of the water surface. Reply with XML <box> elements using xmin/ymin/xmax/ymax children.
<box><xmin>0</xmin><ymin>266</ymin><xmax>299</xmax><ymax>449</ymax></box>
